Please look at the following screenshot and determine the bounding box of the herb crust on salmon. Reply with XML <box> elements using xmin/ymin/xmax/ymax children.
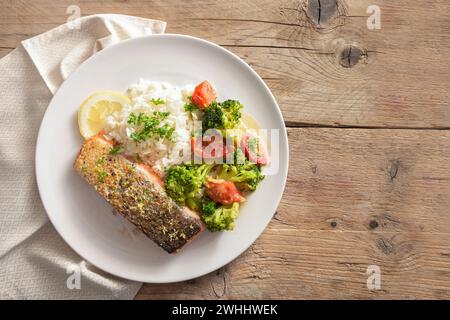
<box><xmin>74</xmin><ymin>132</ymin><xmax>204</xmax><ymax>253</ymax></box>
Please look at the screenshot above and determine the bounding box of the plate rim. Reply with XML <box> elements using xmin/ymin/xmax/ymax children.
<box><xmin>35</xmin><ymin>33</ymin><xmax>290</xmax><ymax>283</ymax></box>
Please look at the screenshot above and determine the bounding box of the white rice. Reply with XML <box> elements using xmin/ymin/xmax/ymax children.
<box><xmin>105</xmin><ymin>79</ymin><xmax>201</xmax><ymax>174</ymax></box>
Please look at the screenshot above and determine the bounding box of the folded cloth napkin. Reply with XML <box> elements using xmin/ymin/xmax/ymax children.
<box><xmin>0</xmin><ymin>14</ymin><xmax>166</xmax><ymax>299</ymax></box>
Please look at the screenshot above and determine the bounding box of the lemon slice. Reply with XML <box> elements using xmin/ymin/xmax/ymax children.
<box><xmin>78</xmin><ymin>91</ymin><xmax>130</xmax><ymax>139</ymax></box>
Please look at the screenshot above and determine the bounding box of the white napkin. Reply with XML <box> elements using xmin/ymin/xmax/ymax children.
<box><xmin>0</xmin><ymin>14</ymin><xmax>166</xmax><ymax>299</ymax></box>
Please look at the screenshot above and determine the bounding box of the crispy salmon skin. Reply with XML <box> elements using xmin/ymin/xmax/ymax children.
<box><xmin>74</xmin><ymin>133</ymin><xmax>204</xmax><ymax>253</ymax></box>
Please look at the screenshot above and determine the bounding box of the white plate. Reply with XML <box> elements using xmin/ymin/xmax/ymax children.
<box><xmin>36</xmin><ymin>34</ymin><xmax>289</xmax><ymax>283</ymax></box>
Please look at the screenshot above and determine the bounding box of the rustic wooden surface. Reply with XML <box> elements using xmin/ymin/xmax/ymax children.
<box><xmin>2</xmin><ymin>0</ymin><xmax>450</xmax><ymax>299</ymax></box>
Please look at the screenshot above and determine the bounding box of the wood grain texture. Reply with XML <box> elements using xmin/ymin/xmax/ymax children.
<box><xmin>2</xmin><ymin>0</ymin><xmax>450</xmax><ymax>299</ymax></box>
<box><xmin>136</xmin><ymin>129</ymin><xmax>450</xmax><ymax>300</ymax></box>
<box><xmin>1</xmin><ymin>0</ymin><xmax>450</xmax><ymax>127</ymax></box>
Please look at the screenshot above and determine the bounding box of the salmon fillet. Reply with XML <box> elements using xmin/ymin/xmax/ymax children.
<box><xmin>74</xmin><ymin>133</ymin><xmax>204</xmax><ymax>253</ymax></box>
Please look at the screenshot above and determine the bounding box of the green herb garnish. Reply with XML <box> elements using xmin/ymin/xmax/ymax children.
<box><xmin>184</xmin><ymin>103</ymin><xmax>197</xmax><ymax>112</ymax></box>
<box><xmin>109</xmin><ymin>145</ymin><xmax>124</xmax><ymax>155</ymax></box>
<box><xmin>157</xmin><ymin>123</ymin><xmax>175</xmax><ymax>139</ymax></box>
<box><xmin>152</xmin><ymin>111</ymin><xmax>170</xmax><ymax>119</ymax></box>
<box><xmin>127</xmin><ymin>111</ymin><xmax>174</xmax><ymax>143</ymax></box>
<box><xmin>128</xmin><ymin>112</ymin><xmax>137</xmax><ymax>125</ymax></box>
<box><xmin>150</xmin><ymin>98</ymin><xmax>165</xmax><ymax>105</ymax></box>
<box><xmin>96</xmin><ymin>157</ymin><xmax>105</xmax><ymax>165</ymax></box>
<box><xmin>97</xmin><ymin>171</ymin><xmax>108</xmax><ymax>183</ymax></box>
<box><xmin>184</xmin><ymin>96</ymin><xmax>197</xmax><ymax>112</ymax></box>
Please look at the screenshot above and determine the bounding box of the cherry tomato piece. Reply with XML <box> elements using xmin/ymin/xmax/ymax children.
<box><xmin>191</xmin><ymin>81</ymin><xmax>217</xmax><ymax>110</ymax></box>
<box><xmin>205</xmin><ymin>179</ymin><xmax>245</xmax><ymax>205</ymax></box>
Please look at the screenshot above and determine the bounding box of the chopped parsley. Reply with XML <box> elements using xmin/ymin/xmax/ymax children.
<box><xmin>184</xmin><ymin>103</ymin><xmax>197</xmax><ymax>112</ymax></box>
<box><xmin>96</xmin><ymin>157</ymin><xmax>105</xmax><ymax>165</ymax></box>
<box><xmin>150</xmin><ymin>98</ymin><xmax>165</xmax><ymax>105</ymax></box>
<box><xmin>97</xmin><ymin>171</ymin><xmax>108</xmax><ymax>183</ymax></box>
<box><xmin>127</xmin><ymin>112</ymin><xmax>137</xmax><ymax>125</ymax></box>
<box><xmin>127</xmin><ymin>111</ymin><xmax>174</xmax><ymax>143</ymax></box>
<box><xmin>156</xmin><ymin>123</ymin><xmax>175</xmax><ymax>138</ymax></box>
<box><xmin>109</xmin><ymin>145</ymin><xmax>124</xmax><ymax>155</ymax></box>
<box><xmin>152</xmin><ymin>111</ymin><xmax>170</xmax><ymax>119</ymax></box>
<box><xmin>184</xmin><ymin>96</ymin><xmax>197</xmax><ymax>112</ymax></box>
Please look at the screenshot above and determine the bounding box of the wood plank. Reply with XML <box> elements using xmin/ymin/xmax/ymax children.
<box><xmin>2</xmin><ymin>0</ymin><xmax>450</xmax><ymax>299</ymax></box>
<box><xmin>1</xmin><ymin>0</ymin><xmax>450</xmax><ymax>127</ymax></box>
<box><xmin>137</xmin><ymin>229</ymin><xmax>450</xmax><ymax>299</ymax></box>
<box><xmin>136</xmin><ymin>128</ymin><xmax>450</xmax><ymax>299</ymax></box>
<box><xmin>278</xmin><ymin>128</ymin><xmax>450</xmax><ymax>234</ymax></box>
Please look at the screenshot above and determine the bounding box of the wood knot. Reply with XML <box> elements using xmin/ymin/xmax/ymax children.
<box><xmin>339</xmin><ymin>46</ymin><xmax>367</xmax><ymax>68</ymax></box>
<box><xmin>326</xmin><ymin>218</ymin><xmax>339</xmax><ymax>229</ymax></box>
<box><xmin>376</xmin><ymin>237</ymin><xmax>395</xmax><ymax>255</ymax></box>
<box><xmin>368</xmin><ymin>213</ymin><xmax>401</xmax><ymax>231</ymax></box>
<box><xmin>369</xmin><ymin>220</ymin><xmax>379</xmax><ymax>229</ymax></box>
<box><xmin>306</xmin><ymin>0</ymin><xmax>339</xmax><ymax>27</ymax></box>
<box><xmin>210</xmin><ymin>267</ymin><xmax>228</xmax><ymax>298</ymax></box>
<box><xmin>388</xmin><ymin>160</ymin><xmax>400</xmax><ymax>182</ymax></box>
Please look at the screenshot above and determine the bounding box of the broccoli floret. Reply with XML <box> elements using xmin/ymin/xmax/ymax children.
<box><xmin>202</xmin><ymin>202</ymin><xmax>240</xmax><ymax>232</ymax></box>
<box><xmin>218</xmin><ymin>161</ymin><xmax>264</xmax><ymax>191</ymax></box>
<box><xmin>201</xmin><ymin>195</ymin><xmax>217</xmax><ymax>215</ymax></box>
<box><xmin>202</xmin><ymin>100</ymin><xmax>243</xmax><ymax>131</ymax></box>
<box><xmin>164</xmin><ymin>164</ymin><xmax>213</xmax><ymax>206</ymax></box>
<box><xmin>221</xmin><ymin>100</ymin><xmax>243</xmax><ymax>129</ymax></box>
<box><xmin>164</xmin><ymin>166</ymin><xmax>195</xmax><ymax>204</ymax></box>
<box><xmin>202</xmin><ymin>102</ymin><xmax>224</xmax><ymax>131</ymax></box>
<box><xmin>231</xmin><ymin>147</ymin><xmax>247</xmax><ymax>165</ymax></box>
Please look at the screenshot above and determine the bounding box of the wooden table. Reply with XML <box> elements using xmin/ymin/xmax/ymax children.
<box><xmin>2</xmin><ymin>0</ymin><xmax>450</xmax><ymax>299</ymax></box>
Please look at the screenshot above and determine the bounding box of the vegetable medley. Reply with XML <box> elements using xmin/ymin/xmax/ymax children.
<box><xmin>164</xmin><ymin>81</ymin><xmax>267</xmax><ymax>232</ymax></box>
